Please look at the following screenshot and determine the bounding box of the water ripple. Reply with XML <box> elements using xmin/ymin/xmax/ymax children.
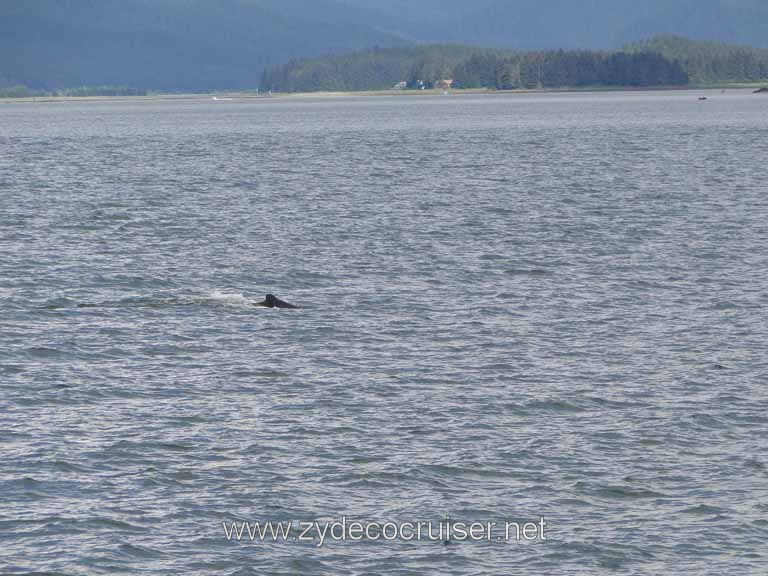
<box><xmin>2</xmin><ymin>91</ymin><xmax>767</xmax><ymax>575</ymax></box>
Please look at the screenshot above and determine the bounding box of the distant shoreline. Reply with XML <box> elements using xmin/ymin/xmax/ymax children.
<box><xmin>1</xmin><ymin>84</ymin><xmax>765</xmax><ymax>104</ymax></box>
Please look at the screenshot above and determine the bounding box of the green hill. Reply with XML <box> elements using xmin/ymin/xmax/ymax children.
<box><xmin>261</xmin><ymin>36</ymin><xmax>768</xmax><ymax>93</ymax></box>
<box><xmin>2</xmin><ymin>1</ymin><xmax>768</xmax><ymax>93</ymax></box>
<box><xmin>626</xmin><ymin>36</ymin><xmax>768</xmax><ymax>84</ymax></box>
<box><xmin>260</xmin><ymin>44</ymin><xmax>692</xmax><ymax>92</ymax></box>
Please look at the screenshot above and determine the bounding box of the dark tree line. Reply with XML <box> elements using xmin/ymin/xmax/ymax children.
<box><xmin>626</xmin><ymin>36</ymin><xmax>768</xmax><ymax>84</ymax></box>
<box><xmin>0</xmin><ymin>85</ymin><xmax>147</xmax><ymax>98</ymax></box>
<box><xmin>55</xmin><ymin>86</ymin><xmax>147</xmax><ymax>97</ymax></box>
<box><xmin>451</xmin><ymin>50</ymin><xmax>688</xmax><ymax>89</ymax></box>
<box><xmin>259</xmin><ymin>46</ymin><xmax>479</xmax><ymax>93</ymax></box>
<box><xmin>261</xmin><ymin>45</ymin><xmax>690</xmax><ymax>92</ymax></box>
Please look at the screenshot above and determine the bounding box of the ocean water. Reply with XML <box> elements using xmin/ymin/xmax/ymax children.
<box><xmin>1</xmin><ymin>90</ymin><xmax>767</xmax><ymax>575</ymax></box>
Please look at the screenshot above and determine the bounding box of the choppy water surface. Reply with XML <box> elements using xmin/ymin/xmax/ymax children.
<box><xmin>2</xmin><ymin>91</ymin><xmax>767</xmax><ymax>575</ymax></box>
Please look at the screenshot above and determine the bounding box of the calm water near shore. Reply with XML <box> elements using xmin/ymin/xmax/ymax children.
<box><xmin>2</xmin><ymin>90</ymin><xmax>767</xmax><ymax>575</ymax></box>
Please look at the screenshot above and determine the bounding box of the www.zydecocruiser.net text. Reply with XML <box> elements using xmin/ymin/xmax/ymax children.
<box><xmin>223</xmin><ymin>516</ymin><xmax>548</xmax><ymax>547</ymax></box>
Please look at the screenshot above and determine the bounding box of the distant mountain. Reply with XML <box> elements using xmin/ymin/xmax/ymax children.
<box><xmin>344</xmin><ymin>0</ymin><xmax>768</xmax><ymax>49</ymax></box>
<box><xmin>623</xmin><ymin>0</ymin><xmax>768</xmax><ymax>48</ymax></box>
<box><xmin>0</xmin><ymin>0</ymin><xmax>406</xmax><ymax>91</ymax></box>
<box><xmin>2</xmin><ymin>0</ymin><xmax>767</xmax><ymax>91</ymax></box>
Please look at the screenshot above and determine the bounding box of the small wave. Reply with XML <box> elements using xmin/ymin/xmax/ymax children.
<box><xmin>7</xmin><ymin>477</ymin><xmax>43</xmax><ymax>488</ymax></box>
<box><xmin>575</xmin><ymin>481</ymin><xmax>667</xmax><ymax>500</ymax></box>
<box><xmin>682</xmin><ymin>504</ymin><xmax>727</xmax><ymax>516</ymax></box>
<box><xmin>712</xmin><ymin>300</ymin><xmax>740</xmax><ymax>310</ymax></box>
<box><xmin>230</xmin><ymin>369</ymin><xmax>290</xmax><ymax>379</ymax></box>
<box><xmin>26</xmin><ymin>346</ymin><xmax>69</xmax><ymax>359</ymax></box>
<box><xmin>689</xmin><ymin>413</ymin><xmax>726</xmax><ymax>429</ymax></box>
<box><xmin>116</xmin><ymin>543</ymin><xmax>166</xmax><ymax>559</ymax></box>
<box><xmin>50</xmin><ymin>460</ymin><xmax>93</xmax><ymax>474</ymax></box>
<box><xmin>37</xmin><ymin>297</ymin><xmax>78</xmax><ymax>310</ymax></box>
<box><xmin>85</xmin><ymin>517</ymin><xmax>145</xmax><ymax>533</ymax></box>
<box><xmin>524</xmin><ymin>398</ymin><xmax>586</xmax><ymax>413</ymax></box>
<box><xmin>582</xmin><ymin>396</ymin><xmax>649</xmax><ymax>410</ymax></box>
<box><xmin>151</xmin><ymin>442</ymin><xmax>196</xmax><ymax>453</ymax></box>
<box><xmin>38</xmin><ymin>296</ymin><xmax>168</xmax><ymax>310</ymax></box>
<box><xmin>599</xmin><ymin>485</ymin><xmax>667</xmax><ymax>499</ymax></box>
<box><xmin>745</xmin><ymin>457</ymin><xmax>766</xmax><ymax>471</ymax></box>
<box><xmin>496</xmin><ymin>291</ymin><xmax>517</xmax><ymax>300</ymax></box>
<box><xmin>505</xmin><ymin>268</ymin><xmax>552</xmax><ymax>276</ymax></box>
<box><xmin>37</xmin><ymin>290</ymin><xmax>260</xmax><ymax>311</ymax></box>
<box><xmin>89</xmin><ymin>209</ymin><xmax>133</xmax><ymax>222</ymax></box>
<box><xmin>0</xmin><ymin>364</ymin><xmax>25</xmax><ymax>374</ymax></box>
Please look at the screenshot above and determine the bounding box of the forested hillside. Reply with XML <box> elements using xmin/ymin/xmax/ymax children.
<box><xmin>261</xmin><ymin>45</ymin><xmax>691</xmax><ymax>92</ymax></box>
<box><xmin>2</xmin><ymin>1</ymin><xmax>767</xmax><ymax>92</ymax></box>
<box><xmin>261</xmin><ymin>36</ymin><xmax>768</xmax><ymax>93</ymax></box>
<box><xmin>626</xmin><ymin>36</ymin><xmax>768</xmax><ymax>84</ymax></box>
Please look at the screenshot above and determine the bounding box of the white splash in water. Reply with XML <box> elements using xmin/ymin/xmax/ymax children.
<box><xmin>206</xmin><ymin>290</ymin><xmax>253</xmax><ymax>307</ymax></box>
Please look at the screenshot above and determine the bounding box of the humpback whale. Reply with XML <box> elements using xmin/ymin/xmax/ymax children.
<box><xmin>255</xmin><ymin>294</ymin><xmax>299</xmax><ymax>309</ymax></box>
